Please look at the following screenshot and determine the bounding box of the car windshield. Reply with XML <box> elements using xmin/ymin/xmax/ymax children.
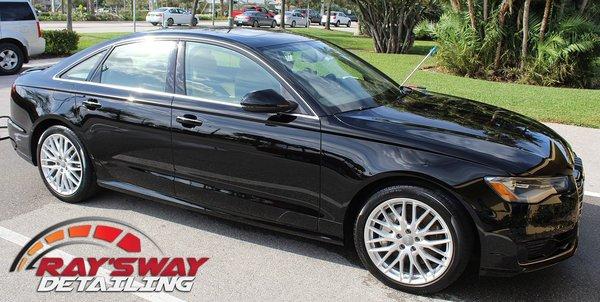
<box><xmin>243</xmin><ymin>11</ymin><xmax>257</xmax><ymax>15</ymax></box>
<box><xmin>260</xmin><ymin>41</ymin><xmax>401</xmax><ymax>113</ymax></box>
<box><xmin>154</xmin><ymin>8</ymin><xmax>168</xmax><ymax>12</ymax></box>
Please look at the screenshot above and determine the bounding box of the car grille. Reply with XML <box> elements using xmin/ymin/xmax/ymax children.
<box><xmin>522</xmin><ymin>227</ymin><xmax>578</xmax><ymax>262</ymax></box>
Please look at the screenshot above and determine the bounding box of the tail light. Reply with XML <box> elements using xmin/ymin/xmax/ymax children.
<box><xmin>332</xmin><ymin>15</ymin><xmax>336</xmax><ymax>19</ymax></box>
<box><xmin>36</xmin><ymin>21</ymin><xmax>42</xmax><ymax>37</ymax></box>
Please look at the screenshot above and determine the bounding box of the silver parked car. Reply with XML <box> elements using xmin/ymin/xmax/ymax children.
<box><xmin>275</xmin><ymin>11</ymin><xmax>308</xmax><ymax>28</ymax></box>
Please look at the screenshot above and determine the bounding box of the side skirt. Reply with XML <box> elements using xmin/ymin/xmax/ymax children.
<box><xmin>97</xmin><ymin>180</ymin><xmax>343</xmax><ymax>246</ymax></box>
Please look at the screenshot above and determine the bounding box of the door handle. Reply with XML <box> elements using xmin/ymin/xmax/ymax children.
<box><xmin>176</xmin><ymin>115</ymin><xmax>203</xmax><ymax>128</ymax></box>
<box><xmin>83</xmin><ymin>99</ymin><xmax>102</xmax><ymax>110</ymax></box>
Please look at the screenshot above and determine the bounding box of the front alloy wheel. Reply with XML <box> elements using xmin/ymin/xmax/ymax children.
<box><xmin>364</xmin><ymin>198</ymin><xmax>453</xmax><ymax>285</ymax></box>
<box><xmin>0</xmin><ymin>43</ymin><xmax>24</xmax><ymax>75</ymax></box>
<box><xmin>354</xmin><ymin>185</ymin><xmax>472</xmax><ymax>294</ymax></box>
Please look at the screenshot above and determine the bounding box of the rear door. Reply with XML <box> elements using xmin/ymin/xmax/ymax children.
<box><xmin>76</xmin><ymin>39</ymin><xmax>177</xmax><ymax>194</ymax></box>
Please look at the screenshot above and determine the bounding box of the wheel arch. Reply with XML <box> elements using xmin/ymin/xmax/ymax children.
<box><xmin>30</xmin><ymin>116</ymin><xmax>78</xmax><ymax>166</ymax></box>
<box><xmin>0</xmin><ymin>37</ymin><xmax>29</xmax><ymax>63</ymax></box>
<box><xmin>342</xmin><ymin>172</ymin><xmax>480</xmax><ymax>256</ymax></box>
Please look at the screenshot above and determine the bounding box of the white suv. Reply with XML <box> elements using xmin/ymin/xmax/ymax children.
<box><xmin>320</xmin><ymin>11</ymin><xmax>351</xmax><ymax>27</ymax></box>
<box><xmin>146</xmin><ymin>7</ymin><xmax>198</xmax><ymax>26</ymax></box>
<box><xmin>0</xmin><ymin>0</ymin><xmax>45</xmax><ymax>75</ymax></box>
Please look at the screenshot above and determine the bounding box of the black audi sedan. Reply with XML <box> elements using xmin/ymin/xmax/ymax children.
<box><xmin>7</xmin><ymin>29</ymin><xmax>584</xmax><ymax>294</ymax></box>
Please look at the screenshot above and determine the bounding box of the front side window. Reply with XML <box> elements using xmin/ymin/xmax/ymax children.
<box><xmin>261</xmin><ymin>41</ymin><xmax>400</xmax><ymax>113</ymax></box>
<box><xmin>99</xmin><ymin>40</ymin><xmax>176</xmax><ymax>92</ymax></box>
<box><xmin>0</xmin><ymin>2</ymin><xmax>35</xmax><ymax>21</ymax></box>
<box><xmin>184</xmin><ymin>42</ymin><xmax>285</xmax><ymax>105</ymax></box>
<box><xmin>61</xmin><ymin>50</ymin><xmax>106</xmax><ymax>81</ymax></box>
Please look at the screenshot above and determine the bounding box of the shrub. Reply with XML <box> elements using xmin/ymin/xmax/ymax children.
<box><xmin>414</xmin><ymin>20</ymin><xmax>436</xmax><ymax>40</ymax></box>
<box><xmin>43</xmin><ymin>30</ymin><xmax>80</xmax><ymax>56</ymax></box>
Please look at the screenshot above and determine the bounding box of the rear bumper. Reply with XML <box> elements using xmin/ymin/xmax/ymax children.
<box><xmin>7</xmin><ymin>117</ymin><xmax>34</xmax><ymax>164</ymax></box>
<box><xmin>28</xmin><ymin>38</ymin><xmax>45</xmax><ymax>57</ymax></box>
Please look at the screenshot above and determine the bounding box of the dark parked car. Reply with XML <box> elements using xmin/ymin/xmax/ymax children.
<box><xmin>234</xmin><ymin>11</ymin><xmax>276</xmax><ymax>27</ymax></box>
<box><xmin>292</xmin><ymin>8</ymin><xmax>321</xmax><ymax>23</ymax></box>
<box><xmin>347</xmin><ymin>12</ymin><xmax>358</xmax><ymax>22</ymax></box>
<box><xmin>8</xmin><ymin>29</ymin><xmax>583</xmax><ymax>294</ymax></box>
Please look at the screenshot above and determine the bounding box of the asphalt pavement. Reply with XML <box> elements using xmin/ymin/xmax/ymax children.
<box><xmin>1</xmin><ymin>67</ymin><xmax>600</xmax><ymax>301</ymax></box>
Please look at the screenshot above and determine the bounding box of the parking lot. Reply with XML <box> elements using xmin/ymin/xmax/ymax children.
<box><xmin>1</xmin><ymin>67</ymin><xmax>600</xmax><ymax>301</ymax></box>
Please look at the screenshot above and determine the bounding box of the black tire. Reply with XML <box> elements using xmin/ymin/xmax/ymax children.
<box><xmin>167</xmin><ymin>18</ymin><xmax>174</xmax><ymax>26</ymax></box>
<box><xmin>253</xmin><ymin>20</ymin><xmax>259</xmax><ymax>28</ymax></box>
<box><xmin>347</xmin><ymin>20</ymin><xmax>351</xmax><ymax>27</ymax></box>
<box><xmin>192</xmin><ymin>18</ymin><xmax>198</xmax><ymax>26</ymax></box>
<box><xmin>335</xmin><ymin>20</ymin><xmax>340</xmax><ymax>27</ymax></box>
<box><xmin>291</xmin><ymin>20</ymin><xmax>296</xmax><ymax>28</ymax></box>
<box><xmin>271</xmin><ymin>21</ymin><xmax>277</xmax><ymax>28</ymax></box>
<box><xmin>151</xmin><ymin>22</ymin><xmax>158</xmax><ymax>26</ymax></box>
<box><xmin>236</xmin><ymin>23</ymin><xmax>242</xmax><ymax>27</ymax></box>
<box><xmin>354</xmin><ymin>185</ymin><xmax>472</xmax><ymax>294</ymax></box>
<box><xmin>0</xmin><ymin>43</ymin><xmax>24</xmax><ymax>75</ymax></box>
<box><xmin>36</xmin><ymin>126</ymin><xmax>97</xmax><ymax>203</ymax></box>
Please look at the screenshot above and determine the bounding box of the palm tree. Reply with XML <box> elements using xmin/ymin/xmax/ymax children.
<box><xmin>520</xmin><ymin>0</ymin><xmax>532</xmax><ymax>70</ymax></box>
<box><xmin>539</xmin><ymin>0</ymin><xmax>553</xmax><ymax>41</ymax></box>
<box><xmin>66</xmin><ymin>0</ymin><xmax>73</xmax><ymax>31</ymax></box>
<box><xmin>325</xmin><ymin>0</ymin><xmax>332</xmax><ymax>30</ymax></box>
<box><xmin>466</xmin><ymin>0</ymin><xmax>476</xmax><ymax>30</ymax></box>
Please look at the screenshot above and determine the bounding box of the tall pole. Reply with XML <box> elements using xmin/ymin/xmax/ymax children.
<box><xmin>133</xmin><ymin>0</ymin><xmax>137</xmax><ymax>32</ymax></box>
<box><xmin>228</xmin><ymin>0</ymin><xmax>234</xmax><ymax>27</ymax></box>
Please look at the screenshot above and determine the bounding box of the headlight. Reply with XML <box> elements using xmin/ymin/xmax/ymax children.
<box><xmin>484</xmin><ymin>176</ymin><xmax>570</xmax><ymax>204</ymax></box>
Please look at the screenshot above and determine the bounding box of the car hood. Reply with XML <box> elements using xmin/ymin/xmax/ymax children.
<box><xmin>333</xmin><ymin>89</ymin><xmax>575</xmax><ymax>175</ymax></box>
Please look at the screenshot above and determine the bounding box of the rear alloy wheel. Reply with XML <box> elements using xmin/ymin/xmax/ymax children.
<box><xmin>167</xmin><ymin>18</ymin><xmax>174</xmax><ymax>26</ymax></box>
<box><xmin>253</xmin><ymin>20</ymin><xmax>259</xmax><ymax>27</ymax></box>
<box><xmin>37</xmin><ymin>126</ymin><xmax>97</xmax><ymax>203</ymax></box>
<box><xmin>291</xmin><ymin>20</ymin><xmax>296</xmax><ymax>27</ymax></box>
<box><xmin>0</xmin><ymin>43</ymin><xmax>24</xmax><ymax>75</ymax></box>
<box><xmin>192</xmin><ymin>18</ymin><xmax>198</xmax><ymax>26</ymax></box>
<box><xmin>335</xmin><ymin>20</ymin><xmax>340</xmax><ymax>27</ymax></box>
<box><xmin>347</xmin><ymin>20</ymin><xmax>351</xmax><ymax>27</ymax></box>
<box><xmin>354</xmin><ymin>185</ymin><xmax>472</xmax><ymax>294</ymax></box>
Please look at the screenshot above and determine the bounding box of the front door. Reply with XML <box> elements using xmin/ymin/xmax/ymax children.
<box><xmin>171</xmin><ymin>41</ymin><xmax>321</xmax><ymax>231</ymax></box>
<box><xmin>77</xmin><ymin>40</ymin><xmax>177</xmax><ymax>195</ymax></box>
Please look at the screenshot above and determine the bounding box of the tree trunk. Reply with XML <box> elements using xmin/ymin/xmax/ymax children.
<box><xmin>467</xmin><ymin>0</ymin><xmax>477</xmax><ymax>30</ymax></box>
<box><xmin>450</xmin><ymin>0</ymin><xmax>461</xmax><ymax>11</ymax></box>
<box><xmin>494</xmin><ymin>0</ymin><xmax>511</xmax><ymax>68</ymax></box>
<box><xmin>579</xmin><ymin>0</ymin><xmax>589</xmax><ymax>14</ymax></box>
<box><xmin>281</xmin><ymin>0</ymin><xmax>287</xmax><ymax>29</ymax></box>
<box><xmin>520</xmin><ymin>0</ymin><xmax>532</xmax><ymax>70</ymax></box>
<box><xmin>539</xmin><ymin>0</ymin><xmax>553</xmax><ymax>42</ymax></box>
<box><xmin>191</xmin><ymin>0</ymin><xmax>199</xmax><ymax>26</ymax></box>
<box><xmin>87</xmin><ymin>0</ymin><xmax>94</xmax><ymax>15</ymax></box>
<box><xmin>325</xmin><ymin>1</ymin><xmax>332</xmax><ymax>30</ymax></box>
<box><xmin>66</xmin><ymin>0</ymin><xmax>73</xmax><ymax>31</ymax></box>
<box><xmin>483</xmin><ymin>0</ymin><xmax>489</xmax><ymax>21</ymax></box>
<box><xmin>61</xmin><ymin>0</ymin><xmax>65</xmax><ymax>14</ymax></box>
<box><xmin>220</xmin><ymin>0</ymin><xmax>225</xmax><ymax>16</ymax></box>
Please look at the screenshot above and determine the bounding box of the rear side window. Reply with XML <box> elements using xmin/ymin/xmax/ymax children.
<box><xmin>99</xmin><ymin>41</ymin><xmax>176</xmax><ymax>92</ymax></box>
<box><xmin>0</xmin><ymin>2</ymin><xmax>35</xmax><ymax>21</ymax></box>
<box><xmin>62</xmin><ymin>50</ymin><xmax>106</xmax><ymax>81</ymax></box>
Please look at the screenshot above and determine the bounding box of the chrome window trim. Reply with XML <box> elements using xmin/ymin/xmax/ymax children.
<box><xmin>51</xmin><ymin>34</ymin><xmax>320</xmax><ymax>120</ymax></box>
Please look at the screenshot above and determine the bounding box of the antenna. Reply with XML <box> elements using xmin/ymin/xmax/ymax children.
<box><xmin>401</xmin><ymin>46</ymin><xmax>437</xmax><ymax>87</ymax></box>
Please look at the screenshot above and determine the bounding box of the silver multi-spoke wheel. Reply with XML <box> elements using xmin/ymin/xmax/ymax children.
<box><xmin>364</xmin><ymin>198</ymin><xmax>453</xmax><ymax>285</ymax></box>
<box><xmin>40</xmin><ymin>134</ymin><xmax>83</xmax><ymax>196</ymax></box>
<box><xmin>0</xmin><ymin>49</ymin><xmax>18</xmax><ymax>70</ymax></box>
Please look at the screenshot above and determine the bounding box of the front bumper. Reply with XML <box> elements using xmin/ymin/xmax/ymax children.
<box><xmin>459</xmin><ymin>159</ymin><xmax>585</xmax><ymax>277</ymax></box>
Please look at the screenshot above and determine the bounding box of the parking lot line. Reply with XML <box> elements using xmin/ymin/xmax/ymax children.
<box><xmin>585</xmin><ymin>191</ymin><xmax>600</xmax><ymax>198</ymax></box>
<box><xmin>0</xmin><ymin>225</ymin><xmax>186</xmax><ymax>302</ymax></box>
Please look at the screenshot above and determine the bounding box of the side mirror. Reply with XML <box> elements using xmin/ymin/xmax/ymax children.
<box><xmin>241</xmin><ymin>89</ymin><xmax>298</xmax><ymax>113</ymax></box>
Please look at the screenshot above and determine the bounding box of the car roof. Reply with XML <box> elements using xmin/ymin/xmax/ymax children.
<box><xmin>120</xmin><ymin>28</ymin><xmax>315</xmax><ymax>49</ymax></box>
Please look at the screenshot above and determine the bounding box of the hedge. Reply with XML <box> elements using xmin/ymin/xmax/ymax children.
<box><xmin>43</xmin><ymin>30</ymin><xmax>80</xmax><ymax>55</ymax></box>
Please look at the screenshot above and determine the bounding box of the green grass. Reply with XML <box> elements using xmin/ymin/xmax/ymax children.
<box><xmin>291</xmin><ymin>29</ymin><xmax>600</xmax><ymax>128</ymax></box>
<box><xmin>77</xmin><ymin>30</ymin><xmax>600</xmax><ymax>128</ymax></box>
<box><xmin>77</xmin><ymin>32</ymin><xmax>129</xmax><ymax>51</ymax></box>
